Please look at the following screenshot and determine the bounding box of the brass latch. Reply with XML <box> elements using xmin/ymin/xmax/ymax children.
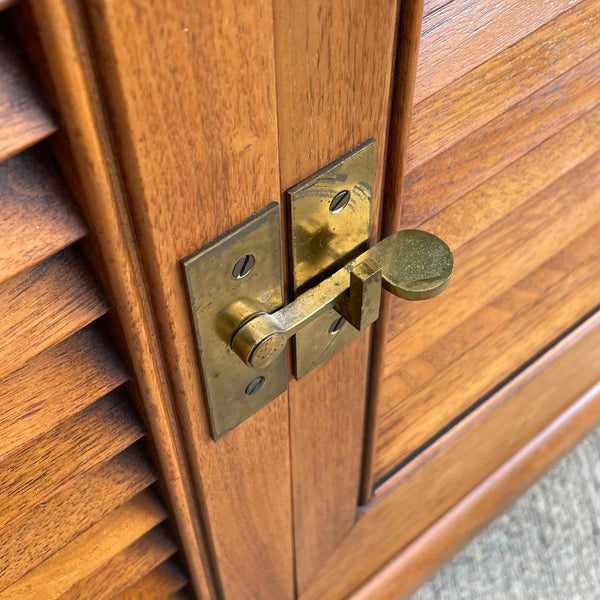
<box><xmin>183</xmin><ymin>139</ymin><xmax>453</xmax><ymax>438</ymax></box>
<box><xmin>226</xmin><ymin>229</ymin><xmax>452</xmax><ymax>370</ymax></box>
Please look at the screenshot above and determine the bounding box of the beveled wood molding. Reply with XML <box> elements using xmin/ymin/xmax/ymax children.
<box><xmin>361</xmin><ymin>0</ymin><xmax>425</xmax><ymax>503</ymax></box>
<box><xmin>22</xmin><ymin>1</ymin><xmax>215</xmax><ymax>597</ymax></box>
<box><xmin>350</xmin><ymin>381</ymin><xmax>600</xmax><ymax>600</ymax></box>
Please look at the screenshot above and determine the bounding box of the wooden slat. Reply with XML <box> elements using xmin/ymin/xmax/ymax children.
<box><xmin>408</xmin><ymin>0</ymin><xmax>600</xmax><ymax>171</ymax></box>
<box><xmin>403</xmin><ymin>51</ymin><xmax>600</xmax><ymax>227</ymax></box>
<box><xmin>351</xmin><ymin>386</ymin><xmax>600</xmax><ymax>600</ymax></box>
<box><xmin>390</xmin><ymin>135</ymin><xmax>600</xmax><ymax>344</ymax></box>
<box><xmin>24</xmin><ymin>2</ymin><xmax>215</xmax><ymax>597</ymax></box>
<box><xmin>376</xmin><ymin>150</ymin><xmax>600</xmax><ymax>477</ymax></box>
<box><xmin>0</xmin><ymin>248</ymin><xmax>108</xmax><ymax>377</ymax></box>
<box><xmin>423</xmin><ymin>0</ymin><xmax>453</xmax><ymax>16</ymax></box>
<box><xmin>0</xmin><ymin>490</ymin><xmax>166</xmax><ymax>600</ymax></box>
<box><xmin>0</xmin><ymin>146</ymin><xmax>87</xmax><ymax>283</ymax></box>
<box><xmin>301</xmin><ymin>311</ymin><xmax>600</xmax><ymax>600</ymax></box>
<box><xmin>0</xmin><ymin>27</ymin><xmax>56</xmax><ymax>161</ymax></box>
<box><xmin>0</xmin><ymin>390</ymin><xmax>143</xmax><ymax>530</ymax></box>
<box><xmin>272</xmin><ymin>0</ymin><xmax>398</xmax><ymax>588</ymax></box>
<box><xmin>111</xmin><ymin>559</ymin><xmax>187</xmax><ymax>600</ymax></box>
<box><xmin>0</xmin><ymin>324</ymin><xmax>128</xmax><ymax>460</ymax></box>
<box><xmin>415</xmin><ymin>0</ymin><xmax>580</xmax><ymax>105</ymax></box>
<box><xmin>377</xmin><ymin>219</ymin><xmax>600</xmax><ymax>478</ymax></box>
<box><xmin>82</xmin><ymin>1</ymin><xmax>293</xmax><ymax>597</ymax></box>
<box><xmin>61</xmin><ymin>525</ymin><xmax>176</xmax><ymax>600</ymax></box>
<box><xmin>0</xmin><ymin>445</ymin><xmax>155</xmax><ymax>590</ymax></box>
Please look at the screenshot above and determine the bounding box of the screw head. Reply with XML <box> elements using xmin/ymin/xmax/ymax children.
<box><xmin>232</xmin><ymin>254</ymin><xmax>255</xmax><ymax>279</ymax></box>
<box><xmin>245</xmin><ymin>376</ymin><xmax>265</xmax><ymax>396</ymax></box>
<box><xmin>329</xmin><ymin>190</ymin><xmax>350</xmax><ymax>214</ymax></box>
<box><xmin>328</xmin><ymin>316</ymin><xmax>345</xmax><ymax>334</ymax></box>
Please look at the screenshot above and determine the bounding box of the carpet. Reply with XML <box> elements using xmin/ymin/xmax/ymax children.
<box><xmin>412</xmin><ymin>427</ymin><xmax>600</xmax><ymax>600</ymax></box>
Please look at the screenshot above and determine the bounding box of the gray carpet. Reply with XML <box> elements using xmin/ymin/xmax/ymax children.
<box><xmin>412</xmin><ymin>427</ymin><xmax>600</xmax><ymax>600</ymax></box>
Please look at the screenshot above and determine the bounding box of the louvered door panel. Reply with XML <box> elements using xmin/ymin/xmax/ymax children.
<box><xmin>114</xmin><ymin>561</ymin><xmax>188</xmax><ymax>600</ymax></box>
<box><xmin>373</xmin><ymin>0</ymin><xmax>600</xmax><ymax>482</ymax></box>
<box><xmin>0</xmin><ymin>8</ymin><xmax>190</xmax><ymax>597</ymax></box>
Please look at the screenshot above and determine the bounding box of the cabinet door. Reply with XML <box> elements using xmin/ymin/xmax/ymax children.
<box><xmin>73</xmin><ymin>0</ymin><xmax>600</xmax><ymax>599</ymax></box>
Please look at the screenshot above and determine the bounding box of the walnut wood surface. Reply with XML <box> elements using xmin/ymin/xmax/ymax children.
<box><xmin>301</xmin><ymin>310</ymin><xmax>600</xmax><ymax>600</ymax></box>
<box><xmin>114</xmin><ymin>560</ymin><xmax>188</xmax><ymax>600</ymax></box>
<box><xmin>0</xmin><ymin>26</ymin><xmax>56</xmax><ymax>160</ymax></box>
<box><xmin>61</xmin><ymin>525</ymin><xmax>176</xmax><ymax>600</ymax></box>
<box><xmin>0</xmin><ymin>248</ymin><xmax>108</xmax><ymax>378</ymax></box>
<box><xmin>79</xmin><ymin>0</ymin><xmax>293</xmax><ymax>596</ymax></box>
<box><xmin>0</xmin><ymin>445</ymin><xmax>155</xmax><ymax>590</ymax></box>
<box><xmin>0</xmin><ymin>146</ymin><xmax>87</xmax><ymax>283</ymax></box>
<box><xmin>415</xmin><ymin>0</ymin><xmax>580</xmax><ymax>105</ymax></box>
<box><xmin>372</xmin><ymin>0</ymin><xmax>600</xmax><ymax>482</ymax></box>
<box><xmin>408</xmin><ymin>0</ymin><xmax>600</xmax><ymax>171</ymax></box>
<box><xmin>351</xmin><ymin>384</ymin><xmax>600</xmax><ymax>600</ymax></box>
<box><xmin>0</xmin><ymin>324</ymin><xmax>128</xmax><ymax>460</ymax></box>
<box><xmin>0</xmin><ymin>391</ymin><xmax>143</xmax><ymax>531</ymax></box>
<box><xmin>271</xmin><ymin>0</ymin><xmax>399</xmax><ymax>588</ymax></box>
<box><xmin>23</xmin><ymin>3</ymin><xmax>215</xmax><ymax>595</ymax></box>
<box><xmin>0</xmin><ymin>491</ymin><xmax>166</xmax><ymax>600</ymax></box>
<box><xmin>403</xmin><ymin>50</ymin><xmax>600</xmax><ymax>227</ymax></box>
<box><xmin>376</xmin><ymin>149</ymin><xmax>600</xmax><ymax>478</ymax></box>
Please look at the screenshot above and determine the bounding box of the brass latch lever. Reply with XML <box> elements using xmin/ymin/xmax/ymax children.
<box><xmin>225</xmin><ymin>229</ymin><xmax>453</xmax><ymax>369</ymax></box>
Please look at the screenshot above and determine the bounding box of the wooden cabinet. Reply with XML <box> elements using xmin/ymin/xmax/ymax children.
<box><xmin>1</xmin><ymin>1</ymin><xmax>599</xmax><ymax>599</ymax></box>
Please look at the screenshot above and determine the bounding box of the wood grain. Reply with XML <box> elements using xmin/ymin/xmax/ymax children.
<box><xmin>271</xmin><ymin>0</ymin><xmax>399</xmax><ymax>588</ymax></box>
<box><xmin>23</xmin><ymin>2</ymin><xmax>216</xmax><ymax>595</ymax></box>
<box><xmin>407</xmin><ymin>0</ymin><xmax>600</xmax><ymax>170</ymax></box>
<box><xmin>414</xmin><ymin>0</ymin><xmax>580</xmax><ymax>104</ymax></box>
<box><xmin>0</xmin><ymin>445</ymin><xmax>155</xmax><ymax>590</ymax></box>
<box><xmin>376</xmin><ymin>151</ymin><xmax>600</xmax><ymax>477</ymax></box>
<box><xmin>0</xmin><ymin>26</ymin><xmax>56</xmax><ymax>161</ymax></box>
<box><xmin>61</xmin><ymin>525</ymin><xmax>176</xmax><ymax>600</ymax></box>
<box><xmin>114</xmin><ymin>560</ymin><xmax>188</xmax><ymax>600</ymax></box>
<box><xmin>0</xmin><ymin>391</ymin><xmax>143</xmax><ymax>530</ymax></box>
<box><xmin>361</xmin><ymin>0</ymin><xmax>425</xmax><ymax>503</ymax></box>
<box><xmin>301</xmin><ymin>310</ymin><xmax>600</xmax><ymax>600</ymax></box>
<box><xmin>0</xmin><ymin>324</ymin><xmax>128</xmax><ymax>460</ymax></box>
<box><xmin>378</xmin><ymin>221</ymin><xmax>600</xmax><ymax>478</ymax></box>
<box><xmin>390</xmin><ymin>105</ymin><xmax>600</xmax><ymax>342</ymax></box>
<box><xmin>78</xmin><ymin>0</ymin><xmax>295</xmax><ymax>596</ymax></box>
<box><xmin>0</xmin><ymin>248</ymin><xmax>108</xmax><ymax>377</ymax></box>
<box><xmin>403</xmin><ymin>50</ymin><xmax>600</xmax><ymax>227</ymax></box>
<box><xmin>423</xmin><ymin>0</ymin><xmax>454</xmax><ymax>16</ymax></box>
<box><xmin>351</xmin><ymin>385</ymin><xmax>600</xmax><ymax>600</ymax></box>
<box><xmin>0</xmin><ymin>146</ymin><xmax>87</xmax><ymax>283</ymax></box>
<box><xmin>0</xmin><ymin>490</ymin><xmax>166</xmax><ymax>600</ymax></box>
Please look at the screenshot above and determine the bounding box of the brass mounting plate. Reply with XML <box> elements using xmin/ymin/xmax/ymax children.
<box><xmin>287</xmin><ymin>138</ymin><xmax>376</xmax><ymax>378</ymax></box>
<box><xmin>182</xmin><ymin>204</ymin><xmax>287</xmax><ymax>438</ymax></box>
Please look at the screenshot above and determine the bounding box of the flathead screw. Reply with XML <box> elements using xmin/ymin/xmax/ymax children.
<box><xmin>245</xmin><ymin>376</ymin><xmax>265</xmax><ymax>396</ymax></box>
<box><xmin>328</xmin><ymin>316</ymin><xmax>345</xmax><ymax>334</ymax></box>
<box><xmin>329</xmin><ymin>190</ymin><xmax>350</xmax><ymax>214</ymax></box>
<box><xmin>232</xmin><ymin>254</ymin><xmax>255</xmax><ymax>279</ymax></box>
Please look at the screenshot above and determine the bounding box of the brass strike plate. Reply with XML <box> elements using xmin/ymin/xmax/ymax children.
<box><xmin>182</xmin><ymin>204</ymin><xmax>287</xmax><ymax>438</ymax></box>
<box><xmin>287</xmin><ymin>138</ymin><xmax>376</xmax><ymax>378</ymax></box>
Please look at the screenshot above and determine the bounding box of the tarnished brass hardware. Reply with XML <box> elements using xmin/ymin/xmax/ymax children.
<box><xmin>226</xmin><ymin>229</ymin><xmax>453</xmax><ymax>370</ymax></box>
<box><xmin>288</xmin><ymin>138</ymin><xmax>376</xmax><ymax>376</ymax></box>
<box><xmin>182</xmin><ymin>140</ymin><xmax>454</xmax><ymax>438</ymax></box>
<box><xmin>182</xmin><ymin>203</ymin><xmax>287</xmax><ymax>439</ymax></box>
